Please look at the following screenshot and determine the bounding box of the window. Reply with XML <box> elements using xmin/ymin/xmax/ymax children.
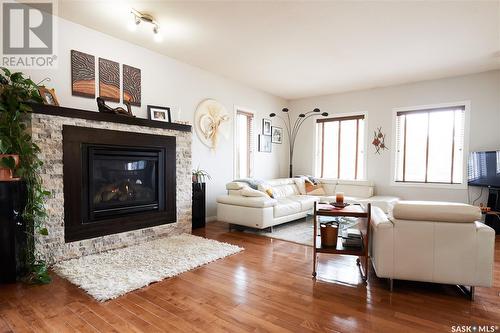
<box><xmin>394</xmin><ymin>105</ymin><xmax>465</xmax><ymax>184</ymax></box>
<box><xmin>235</xmin><ymin>110</ymin><xmax>254</xmax><ymax>178</ymax></box>
<box><xmin>316</xmin><ymin>115</ymin><xmax>365</xmax><ymax>179</ymax></box>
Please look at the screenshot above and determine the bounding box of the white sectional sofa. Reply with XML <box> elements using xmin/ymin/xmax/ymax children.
<box><xmin>371</xmin><ymin>201</ymin><xmax>495</xmax><ymax>299</ymax></box>
<box><xmin>216</xmin><ymin>178</ymin><xmax>399</xmax><ymax>229</ymax></box>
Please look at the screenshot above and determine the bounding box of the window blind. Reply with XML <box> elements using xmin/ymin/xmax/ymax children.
<box><xmin>317</xmin><ymin>114</ymin><xmax>365</xmax><ymax>179</ymax></box>
<box><xmin>236</xmin><ymin>111</ymin><xmax>254</xmax><ymax>178</ymax></box>
<box><xmin>394</xmin><ymin>105</ymin><xmax>465</xmax><ymax>184</ymax></box>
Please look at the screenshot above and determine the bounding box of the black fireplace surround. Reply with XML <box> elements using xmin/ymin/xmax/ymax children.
<box><xmin>63</xmin><ymin>126</ymin><xmax>176</xmax><ymax>242</ymax></box>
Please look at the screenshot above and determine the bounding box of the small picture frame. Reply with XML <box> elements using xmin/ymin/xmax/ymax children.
<box><xmin>38</xmin><ymin>87</ymin><xmax>59</xmax><ymax>106</ymax></box>
<box><xmin>147</xmin><ymin>105</ymin><xmax>171</xmax><ymax>122</ymax></box>
<box><xmin>271</xmin><ymin>126</ymin><xmax>283</xmax><ymax>144</ymax></box>
<box><xmin>258</xmin><ymin>134</ymin><xmax>272</xmax><ymax>153</ymax></box>
<box><xmin>262</xmin><ymin>118</ymin><xmax>272</xmax><ymax>135</ymax></box>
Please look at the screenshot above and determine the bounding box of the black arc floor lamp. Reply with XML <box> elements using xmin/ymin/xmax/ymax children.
<box><xmin>270</xmin><ymin>108</ymin><xmax>328</xmax><ymax>177</ymax></box>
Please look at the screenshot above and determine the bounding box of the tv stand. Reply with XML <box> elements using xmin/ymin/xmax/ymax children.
<box><xmin>485</xmin><ymin>187</ymin><xmax>500</xmax><ymax>234</ymax></box>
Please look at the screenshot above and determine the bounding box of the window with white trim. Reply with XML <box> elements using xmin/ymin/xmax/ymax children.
<box><xmin>394</xmin><ymin>105</ymin><xmax>465</xmax><ymax>184</ymax></box>
<box><xmin>316</xmin><ymin>115</ymin><xmax>365</xmax><ymax>180</ymax></box>
<box><xmin>235</xmin><ymin>110</ymin><xmax>254</xmax><ymax>178</ymax></box>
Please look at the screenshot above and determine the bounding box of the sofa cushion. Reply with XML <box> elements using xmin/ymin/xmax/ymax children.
<box><xmin>305</xmin><ymin>182</ymin><xmax>326</xmax><ymax>195</ymax></box>
<box><xmin>288</xmin><ymin>195</ymin><xmax>318</xmax><ymax>211</ymax></box>
<box><xmin>226</xmin><ymin>182</ymin><xmax>251</xmax><ymax>190</ymax></box>
<box><xmin>266</xmin><ymin>178</ymin><xmax>296</xmax><ymax>186</ymax></box>
<box><xmin>217</xmin><ymin>195</ymin><xmax>277</xmax><ymax>208</ymax></box>
<box><xmin>335</xmin><ymin>183</ymin><xmax>373</xmax><ymax>198</ymax></box>
<box><xmin>263</xmin><ymin>179</ymin><xmax>299</xmax><ymax>198</ymax></box>
<box><xmin>357</xmin><ymin>196</ymin><xmax>399</xmax><ymax>213</ymax></box>
<box><xmin>274</xmin><ymin>198</ymin><xmax>302</xmax><ymax>217</ymax></box>
<box><xmin>392</xmin><ymin>201</ymin><xmax>481</xmax><ymax>223</ymax></box>
<box><xmin>318</xmin><ymin>180</ymin><xmax>337</xmax><ymax>195</ymax></box>
<box><xmin>337</xmin><ymin>179</ymin><xmax>374</xmax><ymax>186</ymax></box>
<box><xmin>293</xmin><ymin>177</ymin><xmax>307</xmax><ymax>195</ymax></box>
<box><xmin>241</xmin><ymin>188</ymin><xmax>269</xmax><ymax>197</ymax></box>
<box><xmin>319</xmin><ymin>195</ymin><xmax>360</xmax><ymax>204</ymax></box>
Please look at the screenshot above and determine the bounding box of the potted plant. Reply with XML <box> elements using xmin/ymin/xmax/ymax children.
<box><xmin>192</xmin><ymin>167</ymin><xmax>211</xmax><ymax>184</ymax></box>
<box><xmin>0</xmin><ymin>154</ymin><xmax>19</xmax><ymax>180</ymax></box>
<box><xmin>191</xmin><ymin>167</ymin><xmax>210</xmax><ymax>229</ymax></box>
<box><xmin>0</xmin><ymin>67</ymin><xmax>51</xmax><ymax>284</ymax></box>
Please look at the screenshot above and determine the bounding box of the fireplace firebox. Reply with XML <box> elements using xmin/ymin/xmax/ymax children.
<box><xmin>63</xmin><ymin>126</ymin><xmax>176</xmax><ymax>242</ymax></box>
<box><xmin>84</xmin><ymin>146</ymin><xmax>164</xmax><ymax>221</ymax></box>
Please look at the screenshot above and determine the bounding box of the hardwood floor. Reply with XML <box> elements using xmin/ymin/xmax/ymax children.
<box><xmin>0</xmin><ymin>221</ymin><xmax>499</xmax><ymax>332</ymax></box>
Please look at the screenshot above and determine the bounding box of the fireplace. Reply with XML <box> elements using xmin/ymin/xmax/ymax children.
<box><xmin>84</xmin><ymin>146</ymin><xmax>164</xmax><ymax>221</ymax></box>
<box><xmin>63</xmin><ymin>126</ymin><xmax>176</xmax><ymax>242</ymax></box>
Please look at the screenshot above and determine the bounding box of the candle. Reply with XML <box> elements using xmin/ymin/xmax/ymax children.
<box><xmin>336</xmin><ymin>192</ymin><xmax>344</xmax><ymax>204</ymax></box>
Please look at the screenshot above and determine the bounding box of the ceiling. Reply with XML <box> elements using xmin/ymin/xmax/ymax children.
<box><xmin>58</xmin><ymin>1</ymin><xmax>500</xmax><ymax>100</ymax></box>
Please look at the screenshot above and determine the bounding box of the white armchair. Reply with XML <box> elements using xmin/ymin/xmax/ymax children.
<box><xmin>370</xmin><ymin>201</ymin><xmax>495</xmax><ymax>299</ymax></box>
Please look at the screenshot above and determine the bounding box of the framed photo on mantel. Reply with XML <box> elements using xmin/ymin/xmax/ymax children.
<box><xmin>147</xmin><ymin>105</ymin><xmax>171</xmax><ymax>123</ymax></box>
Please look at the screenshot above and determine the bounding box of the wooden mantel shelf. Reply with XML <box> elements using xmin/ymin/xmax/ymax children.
<box><xmin>30</xmin><ymin>104</ymin><xmax>192</xmax><ymax>132</ymax></box>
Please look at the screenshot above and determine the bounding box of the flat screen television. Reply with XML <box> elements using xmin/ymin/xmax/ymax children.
<box><xmin>468</xmin><ymin>150</ymin><xmax>500</xmax><ymax>187</ymax></box>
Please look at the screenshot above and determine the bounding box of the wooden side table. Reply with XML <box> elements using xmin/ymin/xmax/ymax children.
<box><xmin>312</xmin><ymin>202</ymin><xmax>371</xmax><ymax>281</ymax></box>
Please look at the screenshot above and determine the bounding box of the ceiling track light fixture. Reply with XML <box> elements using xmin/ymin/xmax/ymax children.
<box><xmin>129</xmin><ymin>8</ymin><xmax>161</xmax><ymax>41</ymax></box>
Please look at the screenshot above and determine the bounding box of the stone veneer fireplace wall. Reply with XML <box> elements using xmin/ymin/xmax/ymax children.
<box><xmin>27</xmin><ymin>108</ymin><xmax>192</xmax><ymax>264</ymax></box>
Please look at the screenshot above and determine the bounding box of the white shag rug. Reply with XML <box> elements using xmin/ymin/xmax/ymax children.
<box><xmin>53</xmin><ymin>234</ymin><xmax>243</xmax><ymax>302</ymax></box>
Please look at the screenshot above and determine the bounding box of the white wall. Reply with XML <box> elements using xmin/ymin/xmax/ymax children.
<box><xmin>23</xmin><ymin>17</ymin><xmax>288</xmax><ymax>218</ymax></box>
<box><xmin>289</xmin><ymin>70</ymin><xmax>500</xmax><ymax>205</ymax></box>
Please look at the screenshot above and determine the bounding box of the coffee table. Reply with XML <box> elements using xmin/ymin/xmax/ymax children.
<box><xmin>312</xmin><ymin>202</ymin><xmax>371</xmax><ymax>281</ymax></box>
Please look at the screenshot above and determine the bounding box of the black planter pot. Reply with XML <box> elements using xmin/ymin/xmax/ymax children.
<box><xmin>192</xmin><ymin>182</ymin><xmax>206</xmax><ymax>229</ymax></box>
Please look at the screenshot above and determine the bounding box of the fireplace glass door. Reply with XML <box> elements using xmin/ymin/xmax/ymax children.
<box><xmin>85</xmin><ymin>146</ymin><xmax>165</xmax><ymax>221</ymax></box>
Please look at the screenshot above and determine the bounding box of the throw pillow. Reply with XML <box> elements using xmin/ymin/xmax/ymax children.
<box><xmin>257</xmin><ymin>182</ymin><xmax>275</xmax><ymax>198</ymax></box>
<box><xmin>305</xmin><ymin>182</ymin><xmax>326</xmax><ymax>195</ymax></box>
<box><xmin>293</xmin><ymin>177</ymin><xmax>307</xmax><ymax>195</ymax></box>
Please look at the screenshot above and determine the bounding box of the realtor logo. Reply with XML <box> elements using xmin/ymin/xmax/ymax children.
<box><xmin>1</xmin><ymin>0</ymin><xmax>57</xmax><ymax>68</ymax></box>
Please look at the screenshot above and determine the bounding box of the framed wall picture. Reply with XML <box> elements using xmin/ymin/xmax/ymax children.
<box><xmin>123</xmin><ymin>64</ymin><xmax>141</xmax><ymax>106</ymax></box>
<box><xmin>98</xmin><ymin>58</ymin><xmax>120</xmax><ymax>102</ymax></box>
<box><xmin>71</xmin><ymin>50</ymin><xmax>95</xmax><ymax>98</ymax></box>
<box><xmin>271</xmin><ymin>126</ymin><xmax>283</xmax><ymax>144</ymax></box>
<box><xmin>38</xmin><ymin>87</ymin><xmax>59</xmax><ymax>106</ymax></box>
<box><xmin>262</xmin><ymin>118</ymin><xmax>271</xmax><ymax>135</ymax></box>
<box><xmin>147</xmin><ymin>105</ymin><xmax>171</xmax><ymax>122</ymax></box>
<box><xmin>258</xmin><ymin>134</ymin><xmax>272</xmax><ymax>153</ymax></box>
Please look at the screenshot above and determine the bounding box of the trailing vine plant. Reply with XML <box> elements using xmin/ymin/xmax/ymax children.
<box><xmin>0</xmin><ymin>67</ymin><xmax>51</xmax><ymax>284</ymax></box>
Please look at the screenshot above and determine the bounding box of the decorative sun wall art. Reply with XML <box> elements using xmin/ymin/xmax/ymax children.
<box><xmin>194</xmin><ymin>99</ymin><xmax>230</xmax><ymax>150</ymax></box>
